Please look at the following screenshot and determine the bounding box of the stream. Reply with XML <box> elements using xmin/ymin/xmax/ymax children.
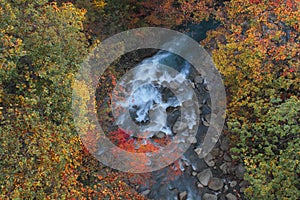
<box><xmin>89</xmin><ymin>17</ymin><xmax>246</xmax><ymax>200</ymax></box>
<box><xmin>109</xmin><ymin>20</ymin><xmax>220</xmax><ymax>200</ymax></box>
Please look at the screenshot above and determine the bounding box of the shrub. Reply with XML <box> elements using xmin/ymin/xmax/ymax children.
<box><xmin>201</xmin><ymin>0</ymin><xmax>300</xmax><ymax>199</ymax></box>
<box><xmin>230</xmin><ymin>97</ymin><xmax>300</xmax><ymax>199</ymax></box>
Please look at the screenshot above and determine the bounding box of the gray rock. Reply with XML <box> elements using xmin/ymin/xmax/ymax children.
<box><xmin>240</xmin><ymin>187</ymin><xmax>246</xmax><ymax>193</ymax></box>
<box><xmin>190</xmin><ymin>82</ymin><xmax>196</xmax><ymax>88</ymax></box>
<box><xmin>220</xmin><ymin>137</ymin><xmax>230</xmax><ymax>151</ymax></box>
<box><xmin>235</xmin><ymin>164</ymin><xmax>246</xmax><ymax>179</ymax></box>
<box><xmin>226</xmin><ymin>193</ymin><xmax>237</xmax><ymax>200</ymax></box>
<box><xmin>208</xmin><ymin>178</ymin><xmax>224</xmax><ymax>191</ymax></box>
<box><xmin>197</xmin><ymin>182</ymin><xmax>204</xmax><ymax>188</ymax></box>
<box><xmin>210</xmin><ymin>147</ymin><xmax>221</xmax><ymax>157</ymax></box>
<box><xmin>195</xmin><ymin>104</ymin><xmax>202</xmax><ymax>115</ymax></box>
<box><xmin>141</xmin><ymin>189</ymin><xmax>150</xmax><ymax>196</ymax></box>
<box><xmin>203</xmin><ymin>120</ymin><xmax>210</xmax><ymax>127</ymax></box>
<box><xmin>179</xmin><ymin>191</ymin><xmax>188</xmax><ymax>200</ymax></box>
<box><xmin>156</xmin><ymin>132</ymin><xmax>165</xmax><ymax>138</ymax></box>
<box><xmin>204</xmin><ymin>153</ymin><xmax>215</xmax><ymax>167</ymax></box>
<box><xmin>229</xmin><ymin>181</ymin><xmax>237</xmax><ymax>188</ymax></box>
<box><xmin>203</xmin><ymin>193</ymin><xmax>218</xmax><ymax>200</ymax></box>
<box><xmin>239</xmin><ymin>180</ymin><xmax>250</xmax><ymax>188</ymax></box>
<box><xmin>170</xmin><ymin>80</ymin><xmax>181</xmax><ymax>90</ymax></box>
<box><xmin>204</xmin><ymin>114</ymin><xmax>211</xmax><ymax>124</ymax></box>
<box><xmin>173</xmin><ymin>121</ymin><xmax>188</xmax><ymax>133</ymax></box>
<box><xmin>220</xmin><ymin>162</ymin><xmax>230</xmax><ymax>174</ymax></box>
<box><xmin>182</xmin><ymin>100</ymin><xmax>193</xmax><ymax>108</ymax></box>
<box><xmin>192</xmin><ymin>171</ymin><xmax>197</xmax><ymax>176</ymax></box>
<box><xmin>219</xmin><ymin>195</ymin><xmax>227</xmax><ymax>200</ymax></box>
<box><xmin>195</xmin><ymin>76</ymin><xmax>204</xmax><ymax>84</ymax></box>
<box><xmin>223</xmin><ymin>153</ymin><xmax>232</xmax><ymax>162</ymax></box>
<box><xmin>197</xmin><ymin>168</ymin><xmax>212</xmax><ymax>186</ymax></box>
<box><xmin>194</xmin><ymin>147</ymin><xmax>202</xmax><ymax>156</ymax></box>
<box><xmin>187</xmin><ymin>136</ymin><xmax>197</xmax><ymax>144</ymax></box>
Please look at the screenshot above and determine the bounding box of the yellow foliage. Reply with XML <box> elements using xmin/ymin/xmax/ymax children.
<box><xmin>93</xmin><ymin>0</ymin><xmax>107</xmax><ymax>8</ymax></box>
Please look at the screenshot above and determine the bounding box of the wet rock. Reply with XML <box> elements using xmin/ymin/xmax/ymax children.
<box><xmin>223</xmin><ymin>153</ymin><xmax>232</xmax><ymax>162</ymax></box>
<box><xmin>226</xmin><ymin>193</ymin><xmax>237</xmax><ymax>200</ymax></box>
<box><xmin>203</xmin><ymin>193</ymin><xmax>218</xmax><ymax>200</ymax></box>
<box><xmin>179</xmin><ymin>191</ymin><xmax>188</xmax><ymax>200</ymax></box>
<box><xmin>204</xmin><ymin>84</ymin><xmax>209</xmax><ymax>91</ymax></box>
<box><xmin>190</xmin><ymin>82</ymin><xmax>196</xmax><ymax>88</ymax></box>
<box><xmin>220</xmin><ymin>137</ymin><xmax>230</xmax><ymax>151</ymax></box>
<box><xmin>195</xmin><ymin>76</ymin><xmax>203</xmax><ymax>84</ymax></box>
<box><xmin>197</xmin><ymin>168</ymin><xmax>212</xmax><ymax>186</ymax></box>
<box><xmin>219</xmin><ymin>195</ymin><xmax>227</xmax><ymax>200</ymax></box>
<box><xmin>208</xmin><ymin>178</ymin><xmax>224</xmax><ymax>191</ymax></box>
<box><xmin>235</xmin><ymin>164</ymin><xmax>246</xmax><ymax>179</ymax></box>
<box><xmin>156</xmin><ymin>132</ymin><xmax>165</xmax><ymax>138</ymax></box>
<box><xmin>194</xmin><ymin>147</ymin><xmax>202</xmax><ymax>156</ymax></box>
<box><xmin>204</xmin><ymin>153</ymin><xmax>215</xmax><ymax>167</ymax></box>
<box><xmin>192</xmin><ymin>171</ymin><xmax>197</xmax><ymax>176</ymax></box>
<box><xmin>203</xmin><ymin>120</ymin><xmax>210</xmax><ymax>127</ymax></box>
<box><xmin>187</xmin><ymin>136</ymin><xmax>197</xmax><ymax>144</ymax></box>
<box><xmin>229</xmin><ymin>181</ymin><xmax>237</xmax><ymax>188</ymax></box>
<box><xmin>182</xmin><ymin>100</ymin><xmax>193</xmax><ymax>108</ymax></box>
<box><xmin>219</xmin><ymin>162</ymin><xmax>230</xmax><ymax>174</ymax></box>
<box><xmin>202</xmin><ymin>105</ymin><xmax>211</xmax><ymax>115</ymax></box>
<box><xmin>173</xmin><ymin>121</ymin><xmax>188</xmax><ymax>133</ymax></box>
<box><xmin>141</xmin><ymin>189</ymin><xmax>150</xmax><ymax>196</ymax></box>
<box><xmin>169</xmin><ymin>81</ymin><xmax>181</xmax><ymax>90</ymax></box>
<box><xmin>195</xmin><ymin>104</ymin><xmax>202</xmax><ymax>115</ymax></box>
<box><xmin>204</xmin><ymin>114</ymin><xmax>211</xmax><ymax>124</ymax></box>
<box><xmin>197</xmin><ymin>182</ymin><xmax>203</xmax><ymax>188</ymax></box>
<box><xmin>188</xmin><ymin>154</ymin><xmax>208</xmax><ymax>172</ymax></box>
<box><xmin>167</xmin><ymin>108</ymin><xmax>180</xmax><ymax>128</ymax></box>
<box><xmin>206</xmin><ymin>97</ymin><xmax>212</xmax><ymax>108</ymax></box>
<box><xmin>210</xmin><ymin>147</ymin><xmax>221</xmax><ymax>157</ymax></box>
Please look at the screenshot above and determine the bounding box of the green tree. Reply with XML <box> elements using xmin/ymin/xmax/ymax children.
<box><xmin>234</xmin><ymin>97</ymin><xmax>300</xmax><ymax>199</ymax></box>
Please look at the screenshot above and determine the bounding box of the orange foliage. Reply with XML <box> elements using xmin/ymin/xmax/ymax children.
<box><xmin>109</xmin><ymin>128</ymin><xmax>160</xmax><ymax>153</ymax></box>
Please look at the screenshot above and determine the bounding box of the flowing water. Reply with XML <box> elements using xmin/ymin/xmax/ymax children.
<box><xmin>110</xmin><ymin>20</ymin><xmax>220</xmax><ymax>199</ymax></box>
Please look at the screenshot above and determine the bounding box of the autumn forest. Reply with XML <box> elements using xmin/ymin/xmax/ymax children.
<box><xmin>0</xmin><ymin>0</ymin><xmax>299</xmax><ymax>199</ymax></box>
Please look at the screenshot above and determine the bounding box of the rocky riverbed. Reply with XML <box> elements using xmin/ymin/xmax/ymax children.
<box><xmin>96</xmin><ymin>21</ymin><xmax>249</xmax><ymax>200</ymax></box>
<box><xmin>126</xmin><ymin>67</ymin><xmax>249</xmax><ymax>200</ymax></box>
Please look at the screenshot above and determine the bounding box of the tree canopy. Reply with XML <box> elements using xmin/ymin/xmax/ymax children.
<box><xmin>1</xmin><ymin>0</ymin><xmax>299</xmax><ymax>199</ymax></box>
